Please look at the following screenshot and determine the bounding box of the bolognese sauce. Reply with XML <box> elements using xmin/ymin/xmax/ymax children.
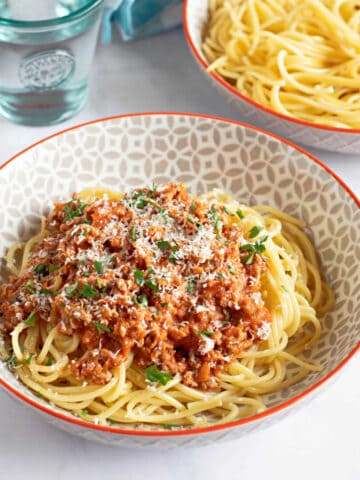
<box><xmin>0</xmin><ymin>183</ymin><xmax>271</xmax><ymax>390</ymax></box>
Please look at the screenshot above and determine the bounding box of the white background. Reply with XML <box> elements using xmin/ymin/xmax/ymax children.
<box><xmin>0</xmin><ymin>29</ymin><xmax>359</xmax><ymax>480</ymax></box>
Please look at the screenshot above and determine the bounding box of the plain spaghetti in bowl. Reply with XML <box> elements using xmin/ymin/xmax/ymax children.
<box><xmin>202</xmin><ymin>0</ymin><xmax>360</xmax><ymax>128</ymax></box>
<box><xmin>0</xmin><ymin>182</ymin><xmax>334</xmax><ymax>428</ymax></box>
<box><xmin>184</xmin><ymin>0</ymin><xmax>360</xmax><ymax>153</ymax></box>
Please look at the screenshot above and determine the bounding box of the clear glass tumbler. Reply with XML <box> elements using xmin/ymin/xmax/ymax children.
<box><xmin>0</xmin><ymin>0</ymin><xmax>103</xmax><ymax>126</ymax></box>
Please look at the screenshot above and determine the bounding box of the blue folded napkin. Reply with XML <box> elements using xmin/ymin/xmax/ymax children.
<box><xmin>103</xmin><ymin>0</ymin><xmax>183</xmax><ymax>42</ymax></box>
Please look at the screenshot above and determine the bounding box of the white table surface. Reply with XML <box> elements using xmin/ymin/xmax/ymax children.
<box><xmin>0</xmin><ymin>29</ymin><xmax>359</xmax><ymax>480</ymax></box>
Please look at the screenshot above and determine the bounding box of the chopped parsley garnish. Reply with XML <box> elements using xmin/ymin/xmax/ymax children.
<box><xmin>94</xmin><ymin>261</ymin><xmax>104</xmax><ymax>274</ymax></box>
<box><xmin>49</xmin><ymin>265</ymin><xmax>58</xmax><ymax>272</ymax></box>
<box><xmin>35</xmin><ymin>391</ymin><xmax>43</xmax><ymax>399</ymax></box>
<box><xmin>80</xmin><ymin>230</ymin><xmax>88</xmax><ymax>237</ymax></box>
<box><xmin>108</xmin><ymin>419</ymin><xmax>117</xmax><ymax>426</ymax></box>
<box><xmin>82</xmin><ymin>219</ymin><xmax>92</xmax><ymax>225</ymax></box>
<box><xmin>24</xmin><ymin>311</ymin><xmax>36</xmax><ymax>327</ymax></box>
<box><xmin>217</xmin><ymin>272</ymin><xmax>225</xmax><ymax>279</ymax></box>
<box><xmin>24</xmin><ymin>352</ymin><xmax>35</xmax><ymax>365</ymax></box>
<box><xmin>187</xmin><ymin>215</ymin><xmax>196</xmax><ymax>224</ymax></box>
<box><xmin>33</xmin><ymin>264</ymin><xmax>48</xmax><ymax>275</ymax></box>
<box><xmin>157</xmin><ymin>240</ymin><xmax>170</xmax><ymax>251</ymax></box>
<box><xmin>190</xmin><ymin>203</ymin><xmax>196</xmax><ymax>212</ymax></box>
<box><xmin>46</xmin><ymin>356</ymin><xmax>54</xmax><ymax>366</ymax></box>
<box><xmin>169</xmin><ymin>244</ymin><xmax>180</xmax><ymax>263</ymax></box>
<box><xmin>223</xmin><ymin>206</ymin><xmax>233</xmax><ymax>216</ymax></box>
<box><xmin>63</xmin><ymin>200</ymin><xmax>88</xmax><ymax>222</ymax></box>
<box><xmin>40</xmin><ymin>289</ymin><xmax>53</xmax><ymax>296</ymax></box>
<box><xmin>6</xmin><ymin>354</ymin><xmax>18</xmax><ymax>368</ymax></box>
<box><xmin>132</xmin><ymin>295</ymin><xmax>148</xmax><ymax>307</ymax></box>
<box><xmin>161</xmin><ymin>302</ymin><xmax>169</xmax><ymax>307</ymax></box>
<box><xmin>23</xmin><ymin>279</ymin><xmax>35</xmax><ymax>294</ymax></box>
<box><xmin>161</xmin><ymin>424</ymin><xmax>180</xmax><ymax>430</ymax></box>
<box><xmin>144</xmin><ymin>278</ymin><xmax>160</xmax><ymax>292</ymax></box>
<box><xmin>81</xmin><ymin>409</ymin><xmax>88</xmax><ymax>417</ymax></box>
<box><xmin>133</xmin><ymin>269</ymin><xmax>145</xmax><ymax>286</ymax></box>
<box><xmin>130</xmin><ymin>226</ymin><xmax>137</xmax><ymax>241</ymax></box>
<box><xmin>95</xmin><ymin>322</ymin><xmax>111</xmax><ymax>334</ymax></box>
<box><xmin>131</xmin><ymin>191</ymin><xmax>164</xmax><ymax>213</ymax></box>
<box><xmin>147</xmin><ymin>266</ymin><xmax>155</xmax><ymax>275</ymax></box>
<box><xmin>65</xmin><ymin>282</ymin><xmax>79</xmax><ymax>297</ymax></box>
<box><xmin>145</xmin><ymin>365</ymin><xmax>173</xmax><ymax>385</ymax></box>
<box><xmin>249</xmin><ymin>225</ymin><xmax>263</xmax><ymax>239</ymax></box>
<box><xmin>240</xmin><ymin>236</ymin><xmax>268</xmax><ymax>264</ymax></box>
<box><xmin>208</xmin><ymin>206</ymin><xmax>222</xmax><ymax>237</ymax></box>
<box><xmin>77</xmin><ymin>284</ymin><xmax>100</xmax><ymax>299</ymax></box>
<box><xmin>198</xmin><ymin>330</ymin><xmax>214</xmax><ymax>337</ymax></box>
<box><xmin>236</xmin><ymin>209</ymin><xmax>245</xmax><ymax>220</ymax></box>
<box><xmin>228</xmin><ymin>267</ymin><xmax>237</xmax><ymax>275</ymax></box>
<box><xmin>186</xmin><ymin>277</ymin><xmax>196</xmax><ymax>294</ymax></box>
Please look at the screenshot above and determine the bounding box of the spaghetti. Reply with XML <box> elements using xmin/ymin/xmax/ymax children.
<box><xmin>0</xmin><ymin>184</ymin><xmax>334</xmax><ymax>428</ymax></box>
<box><xmin>202</xmin><ymin>0</ymin><xmax>360</xmax><ymax>129</ymax></box>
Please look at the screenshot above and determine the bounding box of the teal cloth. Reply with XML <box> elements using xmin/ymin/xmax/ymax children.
<box><xmin>103</xmin><ymin>0</ymin><xmax>183</xmax><ymax>42</ymax></box>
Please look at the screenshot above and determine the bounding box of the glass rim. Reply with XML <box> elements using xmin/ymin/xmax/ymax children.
<box><xmin>0</xmin><ymin>0</ymin><xmax>103</xmax><ymax>28</ymax></box>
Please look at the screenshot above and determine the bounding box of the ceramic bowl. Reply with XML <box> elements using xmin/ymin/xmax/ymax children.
<box><xmin>0</xmin><ymin>113</ymin><xmax>359</xmax><ymax>447</ymax></box>
<box><xmin>183</xmin><ymin>0</ymin><xmax>360</xmax><ymax>154</ymax></box>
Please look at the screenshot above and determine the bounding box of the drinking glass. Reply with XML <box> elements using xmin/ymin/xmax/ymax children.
<box><xmin>0</xmin><ymin>0</ymin><xmax>103</xmax><ymax>126</ymax></box>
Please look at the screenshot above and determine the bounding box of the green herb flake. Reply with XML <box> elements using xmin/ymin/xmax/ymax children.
<box><xmin>236</xmin><ymin>209</ymin><xmax>245</xmax><ymax>220</ymax></box>
<box><xmin>77</xmin><ymin>284</ymin><xmax>100</xmax><ymax>299</ymax></box>
<box><xmin>242</xmin><ymin>252</ymin><xmax>255</xmax><ymax>265</ymax></box>
<box><xmin>161</xmin><ymin>424</ymin><xmax>180</xmax><ymax>430</ymax></box>
<box><xmin>217</xmin><ymin>272</ymin><xmax>225</xmax><ymax>279</ymax></box>
<box><xmin>228</xmin><ymin>267</ymin><xmax>237</xmax><ymax>275</ymax></box>
<box><xmin>23</xmin><ymin>279</ymin><xmax>36</xmax><ymax>294</ymax></box>
<box><xmin>147</xmin><ymin>266</ymin><xmax>155</xmax><ymax>275</ymax></box>
<box><xmin>208</xmin><ymin>206</ymin><xmax>223</xmax><ymax>237</ymax></box>
<box><xmin>24</xmin><ymin>311</ymin><xmax>36</xmax><ymax>327</ymax></box>
<box><xmin>190</xmin><ymin>203</ymin><xmax>196</xmax><ymax>212</ymax></box>
<box><xmin>187</xmin><ymin>215</ymin><xmax>196</xmax><ymax>224</ymax></box>
<box><xmin>280</xmin><ymin>285</ymin><xmax>288</xmax><ymax>292</ymax></box>
<box><xmin>132</xmin><ymin>295</ymin><xmax>148</xmax><ymax>307</ymax></box>
<box><xmin>24</xmin><ymin>352</ymin><xmax>35</xmax><ymax>365</ymax></box>
<box><xmin>94</xmin><ymin>261</ymin><xmax>104</xmax><ymax>274</ymax></box>
<box><xmin>95</xmin><ymin>322</ymin><xmax>111</xmax><ymax>334</ymax></box>
<box><xmin>186</xmin><ymin>277</ymin><xmax>196</xmax><ymax>295</ymax></box>
<box><xmin>6</xmin><ymin>354</ymin><xmax>18</xmax><ymax>369</ymax></box>
<box><xmin>63</xmin><ymin>200</ymin><xmax>88</xmax><ymax>223</ymax></box>
<box><xmin>46</xmin><ymin>356</ymin><xmax>54</xmax><ymax>366</ymax></box>
<box><xmin>65</xmin><ymin>282</ymin><xmax>78</xmax><ymax>298</ymax></box>
<box><xmin>249</xmin><ymin>225</ymin><xmax>263</xmax><ymax>239</ymax></box>
<box><xmin>157</xmin><ymin>240</ymin><xmax>170</xmax><ymax>251</ymax></box>
<box><xmin>130</xmin><ymin>226</ymin><xmax>137</xmax><ymax>241</ymax></box>
<box><xmin>145</xmin><ymin>365</ymin><xmax>173</xmax><ymax>385</ymax></box>
<box><xmin>133</xmin><ymin>269</ymin><xmax>145</xmax><ymax>286</ymax></box>
<box><xmin>108</xmin><ymin>419</ymin><xmax>117</xmax><ymax>426</ymax></box>
<box><xmin>49</xmin><ymin>265</ymin><xmax>58</xmax><ymax>273</ymax></box>
<box><xmin>223</xmin><ymin>206</ymin><xmax>233</xmax><ymax>216</ymax></box>
<box><xmin>161</xmin><ymin>302</ymin><xmax>169</xmax><ymax>307</ymax></box>
<box><xmin>144</xmin><ymin>278</ymin><xmax>160</xmax><ymax>292</ymax></box>
<box><xmin>40</xmin><ymin>289</ymin><xmax>53</xmax><ymax>296</ymax></box>
<box><xmin>169</xmin><ymin>244</ymin><xmax>180</xmax><ymax>264</ymax></box>
<box><xmin>82</xmin><ymin>219</ymin><xmax>92</xmax><ymax>225</ymax></box>
<box><xmin>198</xmin><ymin>330</ymin><xmax>214</xmax><ymax>337</ymax></box>
<box><xmin>81</xmin><ymin>409</ymin><xmax>88</xmax><ymax>417</ymax></box>
<box><xmin>33</xmin><ymin>264</ymin><xmax>48</xmax><ymax>275</ymax></box>
<box><xmin>35</xmin><ymin>391</ymin><xmax>43</xmax><ymax>399</ymax></box>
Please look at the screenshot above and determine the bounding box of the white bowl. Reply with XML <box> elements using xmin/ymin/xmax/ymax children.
<box><xmin>183</xmin><ymin>0</ymin><xmax>360</xmax><ymax>154</ymax></box>
<box><xmin>0</xmin><ymin>113</ymin><xmax>359</xmax><ymax>447</ymax></box>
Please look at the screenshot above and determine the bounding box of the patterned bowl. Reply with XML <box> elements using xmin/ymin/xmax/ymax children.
<box><xmin>0</xmin><ymin>113</ymin><xmax>359</xmax><ymax>448</ymax></box>
<box><xmin>183</xmin><ymin>0</ymin><xmax>360</xmax><ymax>154</ymax></box>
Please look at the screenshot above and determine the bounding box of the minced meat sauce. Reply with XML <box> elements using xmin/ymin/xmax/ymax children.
<box><xmin>0</xmin><ymin>183</ymin><xmax>271</xmax><ymax>390</ymax></box>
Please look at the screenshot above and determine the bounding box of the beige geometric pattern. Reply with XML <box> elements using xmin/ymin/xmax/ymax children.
<box><xmin>184</xmin><ymin>0</ymin><xmax>360</xmax><ymax>154</ymax></box>
<box><xmin>0</xmin><ymin>114</ymin><xmax>359</xmax><ymax>447</ymax></box>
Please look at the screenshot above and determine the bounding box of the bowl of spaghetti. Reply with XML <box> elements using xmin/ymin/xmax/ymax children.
<box><xmin>184</xmin><ymin>0</ymin><xmax>360</xmax><ymax>153</ymax></box>
<box><xmin>0</xmin><ymin>113</ymin><xmax>359</xmax><ymax>448</ymax></box>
